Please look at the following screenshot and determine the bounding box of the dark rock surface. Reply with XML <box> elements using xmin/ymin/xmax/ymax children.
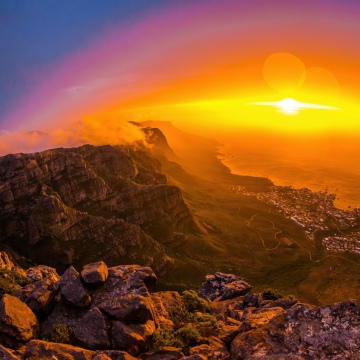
<box><xmin>74</xmin><ymin>308</ymin><xmax>111</xmax><ymax>349</ymax></box>
<box><xmin>0</xmin><ymin>295</ymin><xmax>38</xmax><ymax>348</ymax></box>
<box><xmin>198</xmin><ymin>272</ymin><xmax>252</xmax><ymax>301</ymax></box>
<box><xmin>60</xmin><ymin>266</ymin><xmax>91</xmax><ymax>307</ymax></box>
<box><xmin>25</xmin><ymin>339</ymin><xmax>95</xmax><ymax>360</ymax></box>
<box><xmin>0</xmin><ymin>144</ymin><xmax>198</xmax><ymax>271</ymax></box>
<box><xmin>81</xmin><ymin>261</ymin><xmax>108</xmax><ymax>285</ymax></box>
<box><xmin>1</xmin><ymin>254</ymin><xmax>360</xmax><ymax>359</ymax></box>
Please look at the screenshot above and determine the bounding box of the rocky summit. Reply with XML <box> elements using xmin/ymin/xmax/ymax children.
<box><xmin>0</xmin><ymin>252</ymin><xmax>359</xmax><ymax>359</ymax></box>
<box><xmin>0</xmin><ymin>144</ymin><xmax>198</xmax><ymax>271</ymax></box>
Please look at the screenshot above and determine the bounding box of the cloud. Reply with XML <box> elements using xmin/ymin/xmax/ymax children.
<box><xmin>0</xmin><ymin>117</ymin><xmax>145</xmax><ymax>156</ymax></box>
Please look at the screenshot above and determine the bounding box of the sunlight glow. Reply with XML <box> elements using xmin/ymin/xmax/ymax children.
<box><xmin>249</xmin><ymin>97</ymin><xmax>341</xmax><ymax>115</ymax></box>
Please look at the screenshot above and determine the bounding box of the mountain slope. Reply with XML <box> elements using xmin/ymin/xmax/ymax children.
<box><xmin>0</xmin><ymin>144</ymin><xmax>198</xmax><ymax>272</ymax></box>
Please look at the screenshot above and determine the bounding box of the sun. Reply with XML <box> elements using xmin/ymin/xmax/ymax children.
<box><xmin>249</xmin><ymin>97</ymin><xmax>340</xmax><ymax>116</ymax></box>
<box><xmin>278</xmin><ymin>98</ymin><xmax>300</xmax><ymax>115</ymax></box>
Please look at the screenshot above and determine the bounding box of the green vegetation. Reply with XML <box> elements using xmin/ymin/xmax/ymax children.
<box><xmin>262</xmin><ymin>288</ymin><xmax>284</xmax><ymax>300</ymax></box>
<box><xmin>42</xmin><ymin>324</ymin><xmax>75</xmax><ymax>345</ymax></box>
<box><xmin>150</xmin><ymin>290</ymin><xmax>217</xmax><ymax>354</ymax></box>
<box><xmin>0</xmin><ymin>269</ymin><xmax>30</xmax><ymax>297</ymax></box>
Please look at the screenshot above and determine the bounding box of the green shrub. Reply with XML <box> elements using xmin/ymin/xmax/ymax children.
<box><xmin>0</xmin><ymin>269</ymin><xmax>31</xmax><ymax>297</ymax></box>
<box><xmin>194</xmin><ymin>313</ymin><xmax>218</xmax><ymax>336</ymax></box>
<box><xmin>262</xmin><ymin>288</ymin><xmax>284</xmax><ymax>300</ymax></box>
<box><xmin>151</xmin><ymin>327</ymin><xmax>200</xmax><ymax>355</ymax></box>
<box><xmin>182</xmin><ymin>290</ymin><xmax>210</xmax><ymax>313</ymax></box>
<box><xmin>43</xmin><ymin>324</ymin><xmax>75</xmax><ymax>344</ymax></box>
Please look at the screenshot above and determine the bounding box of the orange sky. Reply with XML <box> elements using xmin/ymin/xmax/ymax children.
<box><xmin>1</xmin><ymin>0</ymin><xmax>360</xmax><ymax>148</ymax></box>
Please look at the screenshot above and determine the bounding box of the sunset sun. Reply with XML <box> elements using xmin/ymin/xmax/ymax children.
<box><xmin>249</xmin><ymin>97</ymin><xmax>340</xmax><ymax>115</ymax></box>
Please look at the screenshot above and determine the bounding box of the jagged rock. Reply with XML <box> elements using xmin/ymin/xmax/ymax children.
<box><xmin>139</xmin><ymin>346</ymin><xmax>184</xmax><ymax>359</ymax></box>
<box><xmin>99</xmin><ymin>294</ymin><xmax>155</xmax><ymax>324</ymax></box>
<box><xmin>95</xmin><ymin>350</ymin><xmax>137</xmax><ymax>359</ymax></box>
<box><xmin>210</xmin><ymin>297</ymin><xmax>244</xmax><ymax>321</ymax></box>
<box><xmin>26</xmin><ymin>265</ymin><xmax>59</xmax><ymax>283</ymax></box>
<box><xmin>0</xmin><ymin>294</ymin><xmax>38</xmax><ymax>348</ymax></box>
<box><xmin>25</xmin><ymin>339</ymin><xmax>94</xmax><ymax>360</ymax></box>
<box><xmin>283</xmin><ymin>301</ymin><xmax>360</xmax><ymax>359</ymax></box>
<box><xmin>0</xmin><ymin>144</ymin><xmax>198</xmax><ymax>270</ymax></box>
<box><xmin>40</xmin><ymin>300</ymin><xmax>88</xmax><ymax>335</ymax></box>
<box><xmin>128</xmin><ymin>320</ymin><xmax>156</xmax><ymax>341</ymax></box>
<box><xmin>81</xmin><ymin>261</ymin><xmax>108</xmax><ymax>285</ymax></box>
<box><xmin>60</xmin><ymin>266</ymin><xmax>91</xmax><ymax>307</ymax></box>
<box><xmin>215</xmin><ymin>319</ymin><xmax>241</xmax><ymax>343</ymax></box>
<box><xmin>0</xmin><ymin>252</ymin><xmax>14</xmax><ymax>270</ymax></box>
<box><xmin>93</xmin><ymin>354</ymin><xmax>112</xmax><ymax>360</ymax></box>
<box><xmin>111</xmin><ymin>321</ymin><xmax>145</xmax><ymax>355</ymax></box>
<box><xmin>183</xmin><ymin>355</ymin><xmax>207</xmax><ymax>360</ymax></box>
<box><xmin>74</xmin><ymin>307</ymin><xmax>110</xmax><ymax>349</ymax></box>
<box><xmin>189</xmin><ymin>336</ymin><xmax>230</xmax><ymax>359</ymax></box>
<box><xmin>261</xmin><ymin>297</ymin><xmax>298</xmax><ymax>310</ymax></box>
<box><xmin>198</xmin><ymin>273</ymin><xmax>252</xmax><ymax>302</ymax></box>
<box><xmin>91</xmin><ymin>265</ymin><xmax>157</xmax><ymax>308</ymax></box>
<box><xmin>231</xmin><ymin>307</ymin><xmax>287</xmax><ymax>359</ymax></box>
<box><xmin>150</xmin><ymin>293</ymin><xmax>175</xmax><ymax>329</ymax></box>
<box><xmin>151</xmin><ymin>291</ymin><xmax>182</xmax><ymax>314</ymax></box>
<box><xmin>13</xmin><ymin>265</ymin><xmax>61</xmax><ymax>316</ymax></box>
<box><xmin>0</xmin><ymin>344</ymin><xmax>22</xmax><ymax>360</ymax></box>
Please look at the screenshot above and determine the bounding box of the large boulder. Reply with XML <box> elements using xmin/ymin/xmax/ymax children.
<box><xmin>0</xmin><ymin>294</ymin><xmax>38</xmax><ymax>348</ymax></box>
<box><xmin>198</xmin><ymin>272</ymin><xmax>252</xmax><ymax>302</ymax></box>
<box><xmin>111</xmin><ymin>321</ymin><xmax>145</xmax><ymax>355</ymax></box>
<box><xmin>25</xmin><ymin>340</ymin><xmax>94</xmax><ymax>360</ymax></box>
<box><xmin>99</xmin><ymin>294</ymin><xmax>155</xmax><ymax>324</ymax></box>
<box><xmin>95</xmin><ymin>350</ymin><xmax>137</xmax><ymax>360</ymax></box>
<box><xmin>139</xmin><ymin>347</ymin><xmax>184</xmax><ymax>359</ymax></box>
<box><xmin>0</xmin><ymin>344</ymin><xmax>22</xmax><ymax>360</ymax></box>
<box><xmin>74</xmin><ymin>307</ymin><xmax>111</xmax><ymax>349</ymax></box>
<box><xmin>81</xmin><ymin>261</ymin><xmax>108</xmax><ymax>285</ymax></box>
<box><xmin>189</xmin><ymin>336</ymin><xmax>230</xmax><ymax>359</ymax></box>
<box><xmin>60</xmin><ymin>266</ymin><xmax>91</xmax><ymax>307</ymax></box>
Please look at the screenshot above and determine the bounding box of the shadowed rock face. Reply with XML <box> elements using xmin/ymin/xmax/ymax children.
<box><xmin>0</xmin><ymin>144</ymin><xmax>198</xmax><ymax>270</ymax></box>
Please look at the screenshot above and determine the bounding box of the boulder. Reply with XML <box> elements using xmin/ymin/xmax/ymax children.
<box><xmin>95</xmin><ymin>350</ymin><xmax>137</xmax><ymax>359</ymax></box>
<box><xmin>60</xmin><ymin>266</ymin><xmax>91</xmax><ymax>307</ymax></box>
<box><xmin>25</xmin><ymin>340</ymin><xmax>94</xmax><ymax>360</ymax></box>
<box><xmin>81</xmin><ymin>261</ymin><xmax>108</xmax><ymax>285</ymax></box>
<box><xmin>26</xmin><ymin>265</ymin><xmax>60</xmax><ymax>283</ymax></box>
<box><xmin>198</xmin><ymin>272</ymin><xmax>252</xmax><ymax>302</ymax></box>
<box><xmin>90</xmin><ymin>265</ymin><xmax>157</xmax><ymax>309</ymax></box>
<box><xmin>0</xmin><ymin>344</ymin><xmax>22</xmax><ymax>360</ymax></box>
<box><xmin>150</xmin><ymin>293</ymin><xmax>175</xmax><ymax>329</ymax></box>
<box><xmin>74</xmin><ymin>307</ymin><xmax>110</xmax><ymax>349</ymax></box>
<box><xmin>40</xmin><ymin>300</ymin><xmax>89</xmax><ymax>335</ymax></box>
<box><xmin>189</xmin><ymin>336</ymin><xmax>230</xmax><ymax>359</ymax></box>
<box><xmin>128</xmin><ymin>320</ymin><xmax>156</xmax><ymax>341</ymax></box>
<box><xmin>0</xmin><ymin>294</ymin><xmax>38</xmax><ymax>348</ymax></box>
<box><xmin>0</xmin><ymin>252</ymin><xmax>14</xmax><ymax>271</ymax></box>
<box><xmin>139</xmin><ymin>346</ymin><xmax>184</xmax><ymax>359</ymax></box>
<box><xmin>99</xmin><ymin>294</ymin><xmax>155</xmax><ymax>324</ymax></box>
<box><xmin>111</xmin><ymin>321</ymin><xmax>145</xmax><ymax>355</ymax></box>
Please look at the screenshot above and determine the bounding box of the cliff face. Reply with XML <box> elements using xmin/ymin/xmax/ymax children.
<box><xmin>0</xmin><ymin>144</ymin><xmax>198</xmax><ymax>270</ymax></box>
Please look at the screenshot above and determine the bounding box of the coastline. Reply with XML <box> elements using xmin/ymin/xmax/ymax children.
<box><xmin>217</xmin><ymin>142</ymin><xmax>360</xmax><ymax>211</ymax></box>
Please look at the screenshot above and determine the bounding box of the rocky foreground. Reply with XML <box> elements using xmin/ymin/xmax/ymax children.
<box><xmin>1</xmin><ymin>252</ymin><xmax>360</xmax><ymax>359</ymax></box>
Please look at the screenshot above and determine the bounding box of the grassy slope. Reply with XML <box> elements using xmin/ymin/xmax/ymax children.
<box><xmin>144</xmin><ymin>121</ymin><xmax>360</xmax><ymax>306</ymax></box>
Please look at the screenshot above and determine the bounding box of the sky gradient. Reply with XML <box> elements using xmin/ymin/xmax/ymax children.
<box><xmin>1</xmin><ymin>0</ymin><xmax>360</xmax><ymax>153</ymax></box>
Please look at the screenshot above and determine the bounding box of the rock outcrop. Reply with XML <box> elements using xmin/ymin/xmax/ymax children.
<box><xmin>0</xmin><ymin>143</ymin><xmax>198</xmax><ymax>271</ymax></box>
<box><xmin>0</xmin><ymin>253</ymin><xmax>360</xmax><ymax>359</ymax></box>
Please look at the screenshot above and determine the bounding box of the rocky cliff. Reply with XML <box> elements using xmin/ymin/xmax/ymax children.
<box><xmin>0</xmin><ymin>143</ymin><xmax>198</xmax><ymax>271</ymax></box>
<box><xmin>0</xmin><ymin>252</ymin><xmax>359</xmax><ymax>360</ymax></box>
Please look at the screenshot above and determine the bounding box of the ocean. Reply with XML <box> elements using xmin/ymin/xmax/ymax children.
<box><xmin>218</xmin><ymin>134</ymin><xmax>360</xmax><ymax>210</ymax></box>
